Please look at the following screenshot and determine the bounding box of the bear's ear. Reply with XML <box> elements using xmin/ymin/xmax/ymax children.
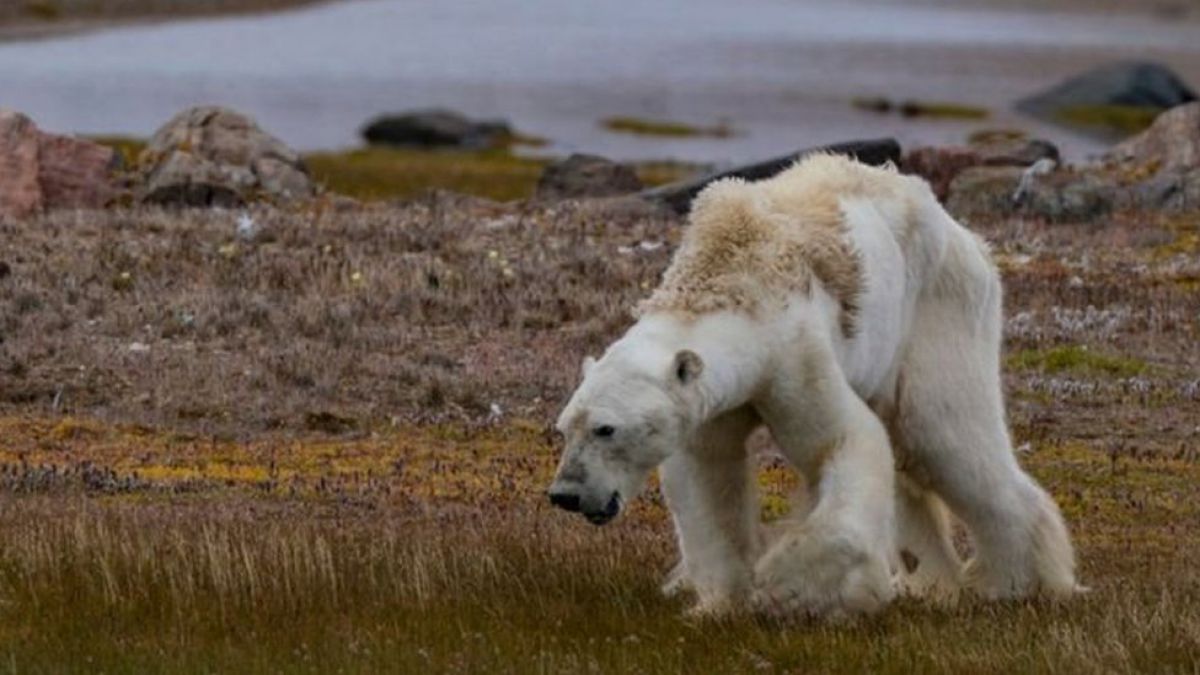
<box><xmin>672</xmin><ymin>350</ymin><xmax>703</xmax><ymax>386</ymax></box>
<box><xmin>581</xmin><ymin>356</ymin><xmax>597</xmax><ymax>378</ymax></box>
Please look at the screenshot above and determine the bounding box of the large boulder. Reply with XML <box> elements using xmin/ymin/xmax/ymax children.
<box><xmin>0</xmin><ymin>109</ymin><xmax>119</xmax><ymax>220</ymax></box>
<box><xmin>536</xmin><ymin>153</ymin><xmax>643</xmax><ymax>200</ymax></box>
<box><xmin>1107</xmin><ymin>102</ymin><xmax>1200</xmax><ymax>173</ymax></box>
<box><xmin>362</xmin><ymin>109</ymin><xmax>511</xmax><ymax>149</ymax></box>
<box><xmin>1017</xmin><ymin>62</ymin><xmax>1197</xmax><ymax>138</ymax></box>
<box><xmin>138</xmin><ymin>106</ymin><xmax>313</xmax><ymax>207</ymax></box>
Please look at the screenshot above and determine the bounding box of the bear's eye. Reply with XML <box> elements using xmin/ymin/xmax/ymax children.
<box><xmin>593</xmin><ymin>425</ymin><xmax>616</xmax><ymax>438</ymax></box>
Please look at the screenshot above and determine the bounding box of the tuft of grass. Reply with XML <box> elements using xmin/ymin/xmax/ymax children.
<box><xmin>1007</xmin><ymin>345</ymin><xmax>1149</xmax><ymax>378</ymax></box>
<box><xmin>1054</xmin><ymin>105</ymin><xmax>1162</xmax><ymax>136</ymax></box>
<box><xmin>600</xmin><ymin>116</ymin><xmax>735</xmax><ymax>138</ymax></box>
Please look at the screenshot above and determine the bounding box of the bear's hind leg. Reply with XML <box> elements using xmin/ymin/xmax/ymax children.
<box><xmin>896</xmin><ymin>231</ymin><xmax>1077</xmax><ymax>599</ymax></box>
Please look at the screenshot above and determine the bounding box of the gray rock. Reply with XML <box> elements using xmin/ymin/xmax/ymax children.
<box><xmin>1017</xmin><ymin>61</ymin><xmax>1196</xmax><ymax>137</ymax></box>
<box><xmin>946</xmin><ymin>166</ymin><xmax>1114</xmax><ymax>222</ymax></box>
<box><xmin>973</xmin><ymin>137</ymin><xmax>1059</xmax><ymax>167</ymax></box>
<box><xmin>536</xmin><ymin>153</ymin><xmax>643</xmax><ymax>200</ymax></box>
<box><xmin>362</xmin><ymin>109</ymin><xmax>511</xmax><ymax>149</ymax></box>
<box><xmin>138</xmin><ymin>106</ymin><xmax>313</xmax><ymax>207</ymax></box>
<box><xmin>1018</xmin><ymin>61</ymin><xmax>1196</xmax><ymax>114</ymax></box>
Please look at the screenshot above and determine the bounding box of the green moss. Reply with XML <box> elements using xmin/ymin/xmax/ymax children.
<box><xmin>305</xmin><ymin>147</ymin><xmax>697</xmax><ymax>202</ymax></box>
<box><xmin>1054</xmin><ymin>105</ymin><xmax>1162</xmax><ymax>136</ymax></box>
<box><xmin>898</xmin><ymin>100</ymin><xmax>989</xmax><ymax>120</ymax></box>
<box><xmin>600</xmin><ymin>116</ymin><xmax>735</xmax><ymax>138</ymax></box>
<box><xmin>1007</xmin><ymin>345</ymin><xmax>1148</xmax><ymax>378</ymax></box>
<box><xmin>304</xmin><ymin>147</ymin><xmax>548</xmax><ymax>202</ymax></box>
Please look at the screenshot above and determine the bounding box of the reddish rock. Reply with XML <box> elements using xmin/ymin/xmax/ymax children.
<box><xmin>905</xmin><ymin>137</ymin><xmax>1059</xmax><ymax>201</ymax></box>
<box><xmin>0</xmin><ymin>109</ymin><xmax>118</xmax><ymax>220</ymax></box>
<box><xmin>0</xmin><ymin>110</ymin><xmax>43</xmax><ymax>219</ymax></box>
<box><xmin>37</xmin><ymin>134</ymin><xmax>120</xmax><ymax>210</ymax></box>
<box><xmin>903</xmin><ymin>146</ymin><xmax>981</xmax><ymax>201</ymax></box>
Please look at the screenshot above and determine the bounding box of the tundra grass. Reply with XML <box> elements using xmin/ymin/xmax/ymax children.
<box><xmin>0</xmin><ymin>417</ymin><xmax>1197</xmax><ymax>674</ymax></box>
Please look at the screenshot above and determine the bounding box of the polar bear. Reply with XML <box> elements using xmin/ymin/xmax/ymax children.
<box><xmin>547</xmin><ymin>154</ymin><xmax>1077</xmax><ymax>617</ymax></box>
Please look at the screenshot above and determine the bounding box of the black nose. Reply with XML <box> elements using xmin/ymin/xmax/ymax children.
<box><xmin>548</xmin><ymin>490</ymin><xmax>581</xmax><ymax>512</ymax></box>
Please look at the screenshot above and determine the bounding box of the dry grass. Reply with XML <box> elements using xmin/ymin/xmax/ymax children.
<box><xmin>1</xmin><ymin>198</ymin><xmax>1199</xmax><ymax>671</ymax></box>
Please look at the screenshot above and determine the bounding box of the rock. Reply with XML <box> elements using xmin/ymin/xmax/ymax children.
<box><xmin>535</xmin><ymin>153</ymin><xmax>643</xmax><ymax>200</ymax></box>
<box><xmin>641</xmin><ymin>138</ymin><xmax>902</xmax><ymax>215</ymax></box>
<box><xmin>138</xmin><ymin>106</ymin><xmax>313</xmax><ymax>207</ymax></box>
<box><xmin>946</xmin><ymin>166</ymin><xmax>1114</xmax><ymax>222</ymax></box>
<box><xmin>0</xmin><ymin>109</ymin><xmax>118</xmax><ymax>219</ymax></box>
<box><xmin>973</xmin><ymin>136</ymin><xmax>1059</xmax><ymax>168</ymax></box>
<box><xmin>903</xmin><ymin>146</ymin><xmax>983</xmax><ymax>201</ymax></box>
<box><xmin>904</xmin><ymin>137</ymin><xmax>1059</xmax><ymax>201</ymax></box>
<box><xmin>362</xmin><ymin>108</ymin><xmax>511</xmax><ymax>149</ymax></box>
<box><xmin>37</xmin><ymin>134</ymin><xmax>122</xmax><ymax>209</ymax></box>
<box><xmin>0</xmin><ymin>111</ymin><xmax>42</xmax><ymax>219</ymax></box>
<box><xmin>1017</xmin><ymin>61</ymin><xmax>1197</xmax><ymax>137</ymax></box>
<box><xmin>1128</xmin><ymin>168</ymin><xmax>1200</xmax><ymax>211</ymax></box>
<box><xmin>1107</xmin><ymin>102</ymin><xmax>1200</xmax><ymax>173</ymax></box>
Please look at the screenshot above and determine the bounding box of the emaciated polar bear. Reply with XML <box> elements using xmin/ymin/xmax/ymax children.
<box><xmin>548</xmin><ymin>154</ymin><xmax>1077</xmax><ymax>617</ymax></box>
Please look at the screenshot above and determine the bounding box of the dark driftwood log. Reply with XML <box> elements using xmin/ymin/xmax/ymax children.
<box><xmin>640</xmin><ymin>138</ymin><xmax>902</xmax><ymax>215</ymax></box>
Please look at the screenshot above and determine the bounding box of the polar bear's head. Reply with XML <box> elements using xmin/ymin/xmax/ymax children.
<box><xmin>548</xmin><ymin>346</ymin><xmax>704</xmax><ymax>525</ymax></box>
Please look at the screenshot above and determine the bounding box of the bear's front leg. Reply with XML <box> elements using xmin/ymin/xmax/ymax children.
<box><xmin>659</xmin><ymin>406</ymin><xmax>761</xmax><ymax>615</ymax></box>
<box><xmin>752</xmin><ymin>359</ymin><xmax>897</xmax><ymax>619</ymax></box>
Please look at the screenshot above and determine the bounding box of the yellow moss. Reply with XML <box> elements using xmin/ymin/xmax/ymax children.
<box><xmin>1054</xmin><ymin>105</ymin><xmax>1161</xmax><ymax>135</ymax></box>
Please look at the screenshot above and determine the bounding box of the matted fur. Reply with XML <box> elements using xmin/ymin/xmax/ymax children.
<box><xmin>640</xmin><ymin>154</ymin><xmax>911</xmax><ymax>336</ymax></box>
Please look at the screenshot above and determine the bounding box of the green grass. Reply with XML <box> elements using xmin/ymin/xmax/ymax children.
<box><xmin>305</xmin><ymin>147</ymin><xmax>550</xmax><ymax>202</ymax></box>
<box><xmin>1007</xmin><ymin>345</ymin><xmax>1149</xmax><ymax>378</ymax></box>
<box><xmin>600</xmin><ymin>116</ymin><xmax>735</xmax><ymax>138</ymax></box>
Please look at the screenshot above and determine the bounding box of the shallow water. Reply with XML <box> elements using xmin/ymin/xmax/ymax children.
<box><xmin>1</xmin><ymin>0</ymin><xmax>1198</xmax><ymax>162</ymax></box>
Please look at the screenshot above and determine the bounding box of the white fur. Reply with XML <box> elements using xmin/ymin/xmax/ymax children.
<box><xmin>550</xmin><ymin>158</ymin><xmax>1078</xmax><ymax>618</ymax></box>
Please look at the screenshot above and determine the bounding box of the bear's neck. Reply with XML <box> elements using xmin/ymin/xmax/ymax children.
<box><xmin>631</xmin><ymin>311</ymin><xmax>771</xmax><ymax>420</ymax></box>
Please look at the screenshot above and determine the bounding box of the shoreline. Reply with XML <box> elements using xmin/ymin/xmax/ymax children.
<box><xmin>0</xmin><ymin>0</ymin><xmax>331</xmax><ymax>43</ymax></box>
